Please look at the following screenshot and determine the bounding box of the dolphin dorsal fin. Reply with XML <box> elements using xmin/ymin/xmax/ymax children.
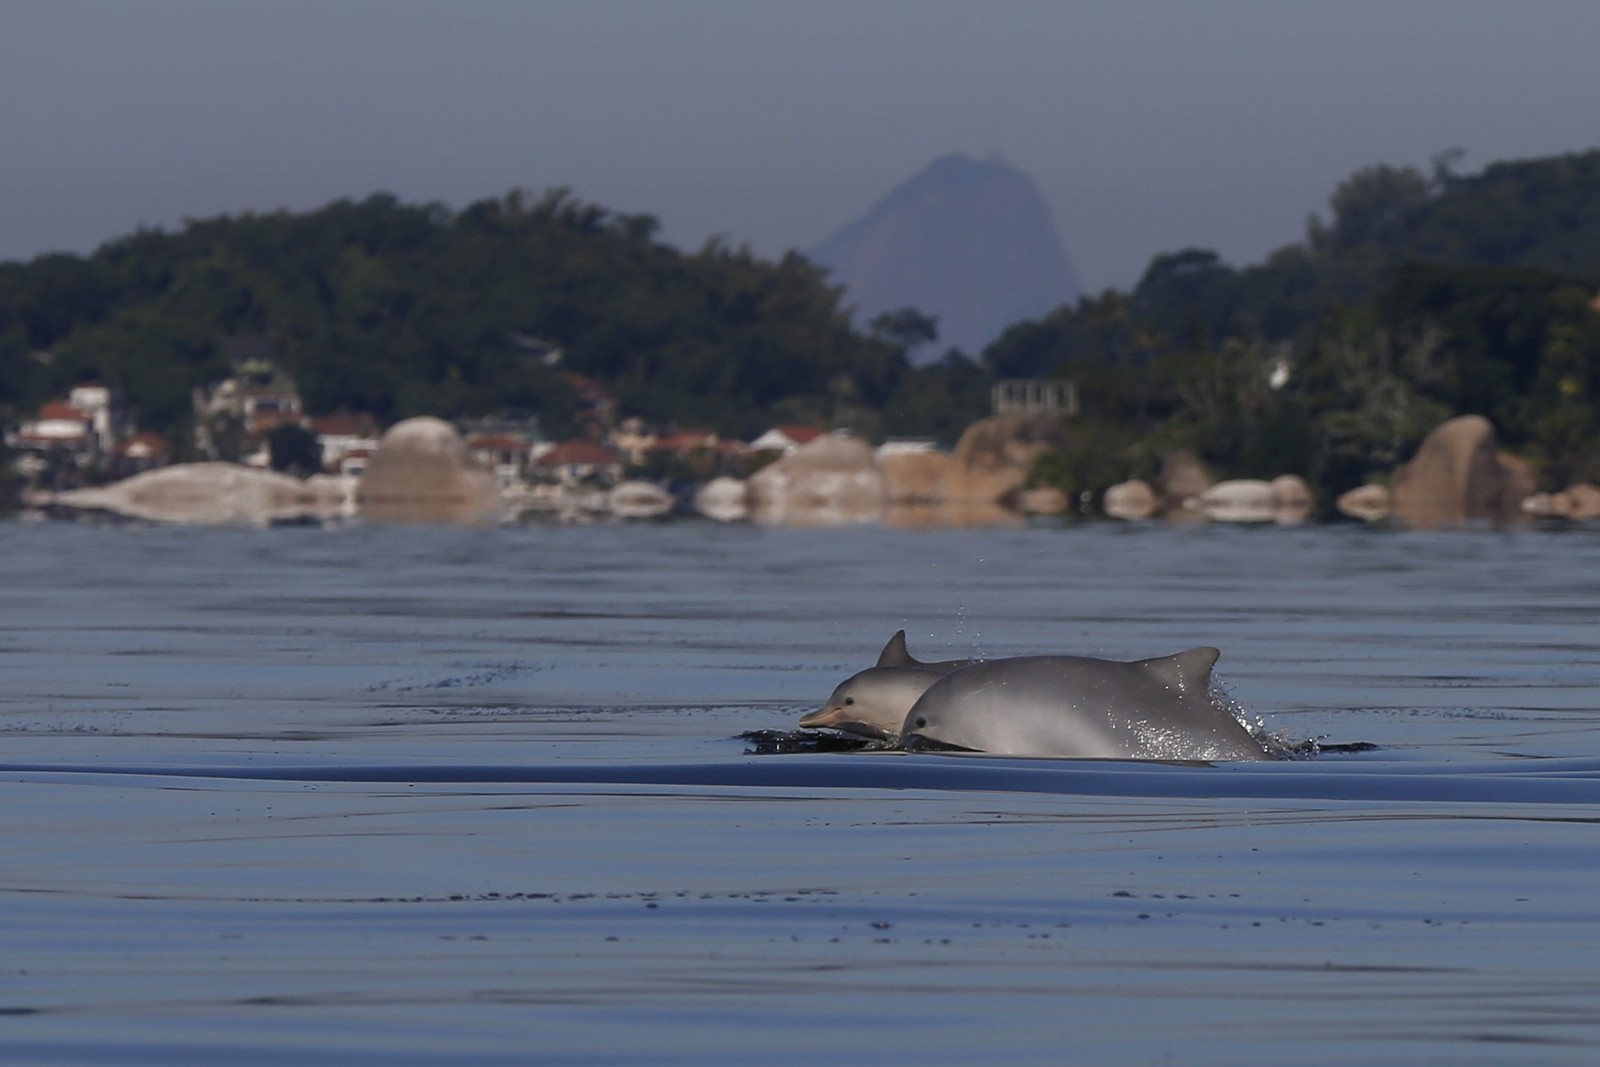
<box><xmin>877</xmin><ymin>630</ymin><xmax>913</xmax><ymax>668</ymax></box>
<box><xmin>1133</xmin><ymin>647</ymin><xmax>1220</xmax><ymax>693</ymax></box>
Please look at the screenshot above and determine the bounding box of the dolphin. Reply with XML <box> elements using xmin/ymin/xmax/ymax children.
<box><xmin>798</xmin><ymin>632</ymin><xmax>978</xmax><ymax>739</ymax></box>
<box><xmin>898</xmin><ymin>648</ymin><xmax>1271</xmax><ymax>761</ymax></box>
<box><xmin>799</xmin><ymin>665</ymin><xmax>945</xmax><ymax>740</ymax></box>
<box><xmin>875</xmin><ymin>630</ymin><xmax>978</xmax><ymax>673</ymax></box>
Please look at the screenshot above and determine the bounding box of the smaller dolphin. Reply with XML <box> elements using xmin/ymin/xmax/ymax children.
<box><xmin>875</xmin><ymin>630</ymin><xmax>978</xmax><ymax>672</ymax></box>
<box><xmin>800</xmin><ymin>666</ymin><xmax>945</xmax><ymax>740</ymax></box>
<box><xmin>800</xmin><ymin>632</ymin><xmax>977</xmax><ymax>739</ymax></box>
<box><xmin>899</xmin><ymin>648</ymin><xmax>1270</xmax><ymax>761</ymax></box>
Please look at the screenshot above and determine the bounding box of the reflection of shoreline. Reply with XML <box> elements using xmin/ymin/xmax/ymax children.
<box><xmin>29</xmin><ymin>463</ymin><xmax>358</xmax><ymax>526</ymax></box>
<box><xmin>883</xmin><ymin>501</ymin><xmax>1025</xmax><ymax>529</ymax></box>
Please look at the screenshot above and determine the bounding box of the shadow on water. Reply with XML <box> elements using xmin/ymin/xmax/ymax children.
<box><xmin>6</xmin><ymin>748</ymin><xmax>1600</xmax><ymax>807</ymax></box>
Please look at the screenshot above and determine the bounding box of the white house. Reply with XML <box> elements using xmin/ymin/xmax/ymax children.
<box><xmin>748</xmin><ymin>424</ymin><xmax>825</xmax><ymax>454</ymax></box>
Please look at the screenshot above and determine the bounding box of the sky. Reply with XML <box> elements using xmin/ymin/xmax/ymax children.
<box><xmin>3</xmin><ymin>0</ymin><xmax>1598</xmax><ymax>293</ymax></box>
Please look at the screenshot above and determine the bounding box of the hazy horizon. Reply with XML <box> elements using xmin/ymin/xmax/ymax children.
<box><xmin>4</xmin><ymin>0</ymin><xmax>1598</xmax><ymax>292</ymax></box>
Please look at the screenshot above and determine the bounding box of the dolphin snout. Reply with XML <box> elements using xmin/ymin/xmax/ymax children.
<box><xmin>799</xmin><ymin>704</ymin><xmax>893</xmax><ymax>741</ymax></box>
<box><xmin>798</xmin><ymin>704</ymin><xmax>841</xmax><ymax>729</ymax></box>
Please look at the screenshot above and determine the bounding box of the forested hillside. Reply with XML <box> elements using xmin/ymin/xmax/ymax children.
<box><xmin>0</xmin><ymin>189</ymin><xmax>983</xmax><ymax>448</ymax></box>
<box><xmin>988</xmin><ymin>149</ymin><xmax>1600</xmax><ymax>496</ymax></box>
<box><xmin>4</xmin><ymin>148</ymin><xmax>1600</xmax><ymax>503</ymax></box>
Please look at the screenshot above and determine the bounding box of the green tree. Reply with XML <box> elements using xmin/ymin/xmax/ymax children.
<box><xmin>1296</xmin><ymin>322</ymin><xmax>1452</xmax><ymax>491</ymax></box>
<box><xmin>883</xmin><ymin>351</ymin><xmax>991</xmax><ymax>445</ymax></box>
<box><xmin>869</xmin><ymin>307</ymin><xmax>940</xmax><ymax>358</ymax></box>
<box><xmin>267</xmin><ymin>424</ymin><xmax>324</xmax><ymax>476</ymax></box>
<box><xmin>1026</xmin><ymin>417</ymin><xmax>1162</xmax><ymax>505</ymax></box>
<box><xmin>984</xmin><ymin>292</ymin><xmax>1158</xmax><ymax>378</ymax></box>
<box><xmin>1375</xmin><ymin>263</ymin><xmax>1595</xmax><ymax>439</ymax></box>
<box><xmin>1160</xmin><ymin>337</ymin><xmax>1316</xmax><ymax>479</ymax></box>
<box><xmin>1131</xmin><ymin>248</ymin><xmax>1241</xmax><ymax>350</ymax></box>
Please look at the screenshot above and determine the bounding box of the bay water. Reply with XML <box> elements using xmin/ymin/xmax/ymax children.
<box><xmin>3</xmin><ymin>519</ymin><xmax>1598</xmax><ymax>1064</ymax></box>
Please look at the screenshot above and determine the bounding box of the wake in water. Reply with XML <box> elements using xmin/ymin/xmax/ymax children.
<box><xmin>739</xmin><ymin>728</ymin><xmax>1378</xmax><ymax>760</ymax></box>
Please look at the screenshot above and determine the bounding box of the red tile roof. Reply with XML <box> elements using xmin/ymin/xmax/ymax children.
<box><xmin>116</xmin><ymin>432</ymin><xmax>170</xmax><ymax>458</ymax></box>
<box><xmin>467</xmin><ymin>433</ymin><xmax>532</xmax><ymax>453</ymax></box>
<box><xmin>777</xmin><ymin>424</ymin><xmax>823</xmax><ymax>444</ymax></box>
<box><xmin>37</xmin><ymin>401</ymin><xmax>90</xmax><ymax>422</ymax></box>
<box><xmin>248</xmin><ymin>410</ymin><xmax>305</xmax><ymax>433</ymax></box>
<box><xmin>534</xmin><ymin>440</ymin><xmax>623</xmax><ymax>467</ymax></box>
<box><xmin>652</xmin><ymin>430</ymin><xmax>718</xmax><ymax>453</ymax></box>
<box><xmin>12</xmin><ymin>430</ymin><xmax>81</xmax><ymax>447</ymax></box>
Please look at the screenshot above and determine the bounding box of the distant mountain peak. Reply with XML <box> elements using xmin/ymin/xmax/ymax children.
<box><xmin>810</xmin><ymin>153</ymin><xmax>1079</xmax><ymax>361</ymax></box>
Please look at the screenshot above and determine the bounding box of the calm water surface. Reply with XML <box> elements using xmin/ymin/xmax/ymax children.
<box><xmin>3</xmin><ymin>519</ymin><xmax>1599</xmax><ymax>1065</ymax></box>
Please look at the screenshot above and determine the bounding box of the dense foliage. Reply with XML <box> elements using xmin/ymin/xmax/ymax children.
<box><xmin>987</xmin><ymin>149</ymin><xmax>1600</xmax><ymax>501</ymax></box>
<box><xmin>0</xmin><ymin>189</ymin><xmax>975</xmax><ymax>449</ymax></box>
<box><xmin>4</xmin><ymin>148</ymin><xmax>1600</xmax><ymax>508</ymax></box>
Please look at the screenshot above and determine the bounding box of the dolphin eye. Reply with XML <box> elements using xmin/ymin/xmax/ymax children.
<box><xmin>843</xmin><ymin>697</ymin><xmax>855</xmax><ymax>706</ymax></box>
<box><xmin>915</xmin><ymin>716</ymin><xmax>927</xmax><ymax>728</ymax></box>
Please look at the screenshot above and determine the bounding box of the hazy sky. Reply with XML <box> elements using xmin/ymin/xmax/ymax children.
<box><xmin>3</xmin><ymin>0</ymin><xmax>1598</xmax><ymax>292</ymax></box>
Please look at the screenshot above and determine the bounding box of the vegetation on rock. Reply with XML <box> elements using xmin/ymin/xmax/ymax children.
<box><xmin>992</xmin><ymin>150</ymin><xmax>1600</xmax><ymax>505</ymax></box>
<box><xmin>4</xmin><ymin>148</ymin><xmax>1600</xmax><ymax>515</ymax></box>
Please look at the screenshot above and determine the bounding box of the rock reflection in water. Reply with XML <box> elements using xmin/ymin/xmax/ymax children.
<box><xmin>884</xmin><ymin>501</ymin><xmax>1023</xmax><ymax>528</ymax></box>
<box><xmin>356</xmin><ymin>416</ymin><xmax>500</xmax><ymax>525</ymax></box>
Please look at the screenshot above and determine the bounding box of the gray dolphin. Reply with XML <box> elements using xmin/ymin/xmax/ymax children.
<box><xmin>799</xmin><ymin>632</ymin><xmax>978</xmax><ymax>739</ymax></box>
<box><xmin>875</xmin><ymin>630</ymin><xmax>978</xmax><ymax>673</ymax></box>
<box><xmin>799</xmin><ymin>665</ymin><xmax>945</xmax><ymax>739</ymax></box>
<box><xmin>899</xmin><ymin>648</ymin><xmax>1270</xmax><ymax>761</ymax></box>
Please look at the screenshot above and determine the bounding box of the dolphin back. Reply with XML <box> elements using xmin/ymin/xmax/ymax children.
<box><xmin>901</xmin><ymin>650</ymin><xmax>1268</xmax><ymax>761</ymax></box>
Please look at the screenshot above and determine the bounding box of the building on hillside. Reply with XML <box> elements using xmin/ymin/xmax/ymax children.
<box><xmin>875</xmin><ymin>438</ymin><xmax>938</xmax><ymax>459</ymax></box>
<box><xmin>7</xmin><ymin>401</ymin><xmax>99</xmax><ymax>486</ymax></box>
<box><xmin>466</xmin><ymin>432</ymin><xmax>537</xmax><ymax>490</ymax></box>
<box><xmin>241</xmin><ymin>388</ymin><xmax>304</xmax><ymax>436</ymax></box>
<box><xmin>610</xmin><ymin>417</ymin><xmax>659</xmax><ymax>464</ymax></box>
<box><xmin>6</xmin><ymin>383</ymin><xmax>137</xmax><ymax>487</ymax></box>
<box><xmin>5</xmin><ymin>381</ymin><xmax>156</xmax><ymax>492</ymax></box>
<box><xmin>648</xmin><ymin>429</ymin><xmax>748</xmax><ymax>478</ymax></box>
<box><xmin>457</xmin><ymin>415</ymin><xmax>543</xmax><ymax>488</ymax></box>
<box><xmin>12</xmin><ymin>401</ymin><xmax>96</xmax><ymax>453</ymax></box>
<box><xmin>111</xmin><ymin>432</ymin><xmax>172</xmax><ymax>477</ymax></box>
<box><xmin>748</xmin><ymin>425</ymin><xmax>824</xmax><ymax>454</ymax></box>
<box><xmin>65</xmin><ymin>384</ymin><xmax>127</xmax><ymax>453</ymax></box>
<box><xmin>457</xmin><ymin>415</ymin><xmax>544</xmax><ymax>441</ymax></box>
<box><xmin>192</xmin><ymin>353</ymin><xmax>306</xmax><ymax>461</ymax></box>
<box><xmin>309</xmin><ymin>412</ymin><xmax>383</xmax><ymax>474</ymax></box>
<box><xmin>991</xmin><ymin>379</ymin><xmax>1078</xmax><ymax>418</ymax></box>
<box><xmin>652</xmin><ymin>429</ymin><xmax>721</xmax><ymax>456</ymax></box>
<box><xmin>333</xmin><ymin>447</ymin><xmax>375</xmax><ymax>478</ymax></box>
<box><xmin>530</xmin><ymin>439</ymin><xmax>625</xmax><ymax>487</ymax></box>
